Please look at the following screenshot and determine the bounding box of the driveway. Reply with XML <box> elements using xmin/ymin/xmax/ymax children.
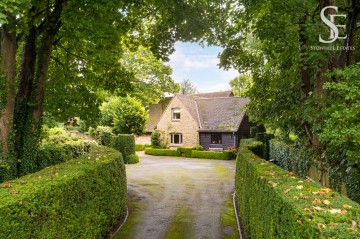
<box><xmin>112</xmin><ymin>152</ymin><xmax>239</xmax><ymax>239</ymax></box>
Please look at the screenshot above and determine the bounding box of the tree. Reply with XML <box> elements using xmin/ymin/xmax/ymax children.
<box><xmin>0</xmin><ymin>0</ymin><xmax>228</xmax><ymax>178</ymax></box>
<box><xmin>229</xmin><ymin>74</ymin><xmax>252</xmax><ymax>97</ymax></box>
<box><xmin>100</xmin><ymin>97</ymin><xmax>147</xmax><ymax>135</ymax></box>
<box><xmin>210</xmin><ymin>0</ymin><xmax>360</xmax><ymax>168</ymax></box>
<box><xmin>180</xmin><ymin>79</ymin><xmax>197</xmax><ymax>94</ymax></box>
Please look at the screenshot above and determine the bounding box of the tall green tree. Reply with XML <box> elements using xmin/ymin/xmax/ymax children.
<box><xmin>0</xmin><ymin>0</ymin><xmax>228</xmax><ymax>177</ymax></box>
<box><xmin>229</xmin><ymin>74</ymin><xmax>252</xmax><ymax>97</ymax></box>
<box><xmin>210</xmin><ymin>0</ymin><xmax>360</xmax><ymax>170</ymax></box>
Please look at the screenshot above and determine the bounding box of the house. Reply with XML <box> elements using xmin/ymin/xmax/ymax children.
<box><xmin>140</xmin><ymin>91</ymin><xmax>255</xmax><ymax>149</ymax></box>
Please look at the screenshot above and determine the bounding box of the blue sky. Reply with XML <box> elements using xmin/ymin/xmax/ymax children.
<box><xmin>167</xmin><ymin>42</ymin><xmax>239</xmax><ymax>93</ymax></box>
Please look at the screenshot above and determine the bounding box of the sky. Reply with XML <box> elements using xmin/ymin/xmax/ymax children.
<box><xmin>167</xmin><ymin>42</ymin><xmax>239</xmax><ymax>93</ymax></box>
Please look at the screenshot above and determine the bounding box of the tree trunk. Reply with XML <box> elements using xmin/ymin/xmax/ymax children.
<box><xmin>0</xmin><ymin>15</ymin><xmax>16</xmax><ymax>156</ymax></box>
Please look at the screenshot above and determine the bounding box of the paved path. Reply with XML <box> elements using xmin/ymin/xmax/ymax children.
<box><xmin>113</xmin><ymin>152</ymin><xmax>239</xmax><ymax>239</ymax></box>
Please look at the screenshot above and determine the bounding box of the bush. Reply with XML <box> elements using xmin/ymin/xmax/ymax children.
<box><xmin>176</xmin><ymin>146</ymin><xmax>200</xmax><ymax>158</ymax></box>
<box><xmin>250</xmin><ymin>126</ymin><xmax>258</xmax><ymax>138</ymax></box>
<box><xmin>151</xmin><ymin>131</ymin><xmax>162</xmax><ymax>148</ymax></box>
<box><xmin>247</xmin><ymin>140</ymin><xmax>265</xmax><ymax>158</ymax></box>
<box><xmin>89</xmin><ymin>126</ymin><xmax>113</xmax><ymax>146</ymax></box>
<box><xmin>111</xmin><ymin>134</ymin><xmax>135</xmax><ymax>164</ymax></box>
<box><xmin>135</xmin><ymin>144</ymin><xmax>151</xmax><ymax>151</ymax></box>
<box><xmin>0</xmin><ymin>146</ymin><xmax>127</xmax><ymax>239</ymax></box>
<box><xmin>191</xmin><ymin>150</ymin><xmax>232</xmax><ymax>160</ymax></box>
<box><xmin>269</xmin><ymin>139</ymin><xmax>311</xmax><ymax>178</ymax></box>
<box><xmin>144</xmin><ymin>148</ymin><xmax>180</xmax><ymax>157</ymax></box>
<box><xmin>128</xmin><ymin>154</ymin><xmax>140</xmax><ymax>164</ymax></box>
<box><xmin>235</xmin><ymin>144</ymin><xmax>360</xmax><ymax>239</ymax></box>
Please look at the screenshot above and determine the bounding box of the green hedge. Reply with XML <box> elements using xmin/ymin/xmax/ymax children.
<box><xmin>135</xmin><ymin>144</ymin><xmax>151</xmax><ymax>151</ymax></box>
<box><xmin>236</xmin><ymin>144</ymin><xmax>360</xmax><ymax>239</ymax></box>
<box><xmin>247</xmin><ymin>140</ymin><xmax>265</xmax><ymax>158</ymax></box>
<box><xmin>128</xmin><ymin>154</ymin><xmax>140</xmax><ymax>164</ymax></box>
<box><xmin>144</xmin><ymin>148</ymin><xmax>180</xmax><ymax>157</ymax></box>
<box><xmin>191</xmin><ymin>150</ymin><xmax>232</xmax><ymax>160</ymax></box>
<box><xmin>176</xmin><ymin>146</ymin><xmax>202</xmax><ymax>157</ymax></box>
<box><xmin>269</xmin><ymin>139</ymin><xmax>311</xmax><ymax>178</ymax></box>
<box><xmin>0</xmin><ymin>146</ymin><xmax>127</xmax><ymax>239</ymax></box>
<box><xmin>111</xmin><ymin>134</ymin><xmax>135</xmax><ymax>164</ymax></box>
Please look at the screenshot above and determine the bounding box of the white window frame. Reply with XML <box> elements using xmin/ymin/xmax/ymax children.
<box><xmin>170</xmin><ymin>133</ymin><xmax>183</xmax><ymax>145</ymax></box>
<box><xmin>172</xmin><ymin>108</ymin><xmax>181</xmax><ymax>121</ymax></box>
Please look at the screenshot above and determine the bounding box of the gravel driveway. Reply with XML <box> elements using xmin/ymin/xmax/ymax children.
<box><xmin>112</xmin><ymin>152</ymin><xmax>239</xmax><ymax>239</ymax></box>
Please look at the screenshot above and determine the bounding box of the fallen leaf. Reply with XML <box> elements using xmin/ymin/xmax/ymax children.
<box><xmin>323</xmin><ymin>200</ymin><xmax>331</xmax><ymax>205</ymax></box>
<box><xmin>312</xmin><ymin>198</ymin><xmax>322</xmax><ymax>205</ymax></box>
<box><xmin>343</xmin><ymin>204</ymin><xmax>352</xmax><ymax>209</ymax></box>
<box><xmin>20</xmin><ymin>180</ymin><xmax>25</xmax><ymax>185</ymax></box>
<box><xmin>288</xmin><ymin>172</ymin><xmax>294</xmax><ymax>176</ymax></box>
<box><xmin>297</xmin><ymin>220</ymin><xmax>303</xmax><ymax>224</ymax></box>
<box><xmin>298</xmin><ymin>180</ymin><xmax>304</xmax><ymax>183</ymax></box>
<box><xmin>1</xmin><ymin>183</ymin><xmax>12</xmax><ymax>188</ymax></box>
<box><xmin>304</xmin><ymin>208</ymin><xmax>313</xmax><ymax>213</ymax></box>
<box><xmin>352</xmin><ymin>221</ymin><xmax>357</xmax><ymax>229</ymax></box>
<box><xmin>340</xmin><ymin>209</ymin><xmax>347</xmax><ymax>215</ymax></box>
<box><xmin>322</xmin><ymin>188</ymin><xmax>332</xmax><ymax>193</ymax></box>
<box><xmin>10</xmin><ymin>190</ymin><xmax>19</xmax><ymax>195</ymax></box>
<box><xmin>284</xmin><ymin>189</ymin><xmax>291</xmax><ymax>194</ymax></box>
<box><xmin>302</xmin><ymin>195</ymin><xmax>310</xmax><ymax>200</ymax></box>
<box><xmin>328</xmin><ymin>209</ymin><xmax>341</xmax><ymax>214</ymax></box>
<box><xmin>296</xmin><ymin>185</ymin><xmax>304</xmax><ymax>190</ymax></box>
<box><xmin>313</xmin><ymin>206</ymin><xmax>323</xmax><ymax>211</ymax></box>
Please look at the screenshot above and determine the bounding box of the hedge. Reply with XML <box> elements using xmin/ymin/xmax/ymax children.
<box><xmin>128</xmin><ymin>154</ymin><xmax>140</xmax><ymax>164</ymax></box>
<box><xmin>191</xmin><ymin>150</ymin><xmax>232</xmax><ymax>160</ymax></box>
<box><xmin>176</xmin><ymin>146</ymin><xmax>202</xmax><ymax>158</ymax></box>
<box><xmin>236</xmin><ymin>143</ymin><xmax>360</xmax><ymax>239</ymax></box>
<box><xmin>246</xmin><ymin>140</ymin><xmax>264</xmax><ymax>158</ymax></box>
<box><xmin>135</xmin><ymin>144</ymin><xmax>151</xmax><ymax>151</ymax></box>
<box><xmin>269</xmin><ymin>139</ymin><xmax>311</xmax><ymax>178</ymax></box>
<box><xmin>111</xmin><ymin>134</ymin><xmax>135</xmax><ymax>164</ymax></box>
<box><xmin>144</xmin><ymin>148</ymin><xmax>180</xmax><ymax>157</ymax></box>
<box><xmin>0</xmin><ymin>146</ymin><xmax>127</xmax><ymax>239</ymax></box>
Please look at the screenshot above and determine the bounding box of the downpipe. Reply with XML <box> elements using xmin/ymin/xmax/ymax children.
<box><xmin>233</xmin><ymin>190</ymin><xmax>244</xmax><ymax>239</ymax></box>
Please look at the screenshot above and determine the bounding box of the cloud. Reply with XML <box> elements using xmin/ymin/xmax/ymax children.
<box><xmin>168</xmin><ymin>42</ymin><xmax>240</xmax><ymax>93</ymax></box>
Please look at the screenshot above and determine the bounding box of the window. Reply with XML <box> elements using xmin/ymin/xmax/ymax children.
<box><xmin>172</xmin><ymin>108</ymin><xmax>180</xmax><ymax>121</ymax></box>
<box><xmin>170</xmin><ymin>133</ymin><xmax>183</xmax><ymax>144</ymax></box>
<box><xmin>211</xmin><ymin>133</ymin><xmax>222</xmax><ymax>144</ymax></box>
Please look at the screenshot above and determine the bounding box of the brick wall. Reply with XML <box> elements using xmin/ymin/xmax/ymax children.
<box><xmin>156</xmin><ymin>96</ymin><xmax>199</xmax><ymax>147</ymax></box>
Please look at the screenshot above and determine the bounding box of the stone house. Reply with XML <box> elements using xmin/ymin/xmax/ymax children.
<box><xmin>140</xmin><ymin>91</ymin><xmax>255</xmax><ymax>149</ymax></box>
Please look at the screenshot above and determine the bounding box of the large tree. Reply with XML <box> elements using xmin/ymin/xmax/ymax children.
<box><xmin>0</xmin><ymin>0</ymin><xmax>227</xmax><ymax>178</ymax></box>
<box><xmin>211</xmin><ymin>0</ymin><xmax>360</xmax><ymax>167</ymax></box>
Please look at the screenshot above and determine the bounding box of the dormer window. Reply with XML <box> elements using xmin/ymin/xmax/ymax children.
<box><xmin>172</xmin><ymin>108</ymin><xmax>180</xmax><ymax>121</ymax></box>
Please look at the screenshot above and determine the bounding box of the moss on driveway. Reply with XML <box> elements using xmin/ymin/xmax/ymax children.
<box><xmin>113</xmin><ymin>153</ymin><xmax>238</xmax><ymax>239</ymax></box>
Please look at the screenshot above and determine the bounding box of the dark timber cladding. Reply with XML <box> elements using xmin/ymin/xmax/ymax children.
<box><xmin>200</xmin><ymin>133</ymin><xmax>238</xmax><ymax>150</ymax></box>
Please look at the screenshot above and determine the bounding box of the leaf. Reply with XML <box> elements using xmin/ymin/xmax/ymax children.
<box><xmin>343</xmin><ymin>204</ymin><xmax>352</xmax><ymax>209</ymax></box>
<box><xmin>284</xmin><ymin>189</ymin><xmax>291</xmax><ymax>194</ymax></box>
<box><xmin>322</xmin><ymin>188</ymin><xmax>332</xmax><ymax>193</ymax></box>
<box><xmin>10</xmin><ymin>190</ymin><xmax>19</xmax><ymax>195</ymax></box>
<box><xmin>352</xmin><ymin>221</ymin><xmax>357</xmax><ymax>229</ymax></box>
<box><xmin>296</xmin><ymin>185</ymin><xmax>304</xmax><ymax>190</ymax></box>
<box><xmin>297</xmin><ymin>220</ymin><xmax>303</xmax><ymax>225</ymax></box>
<box><xmin>1</xmin><ymin>183</ymin><xmax>12</xmax><ymax>188</ymax></box>
<box><xmin>323</xmin><ymin>200</ymin><xmax>331</xmax><ymax>205</ymax></box>
<box><xmin>313</xmin><ymin>206</ymin><xmax>323</xmax><ymax>211</ymax></box>
<box><xmin>312</xmin><ymin>198</ymin><xmax>322</xmax><ymax>205</ymax></box>
<box><xmin>328</xmin><ymin>209</ymin><xmax>341</xmax><ymax>214</ymax></box>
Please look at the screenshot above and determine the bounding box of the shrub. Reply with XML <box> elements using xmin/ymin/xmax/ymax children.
<box><xmin>269</xmin><ymin>139</ymin><xmax>311</xmax><ymax>178</ymax></box>
<box><xmin>135</xmin><ymin>144</ymin><xmax>151</xmax><ymax>151</ymax></box>
<box><xmin>191</xmin><ymin>150</ymin><xmax>232</xmax><ymax>160</ymax></box>
<box><xmin>250</xmin><ymin>126</ymin><xmax>258</xmax><ymax>138</ymax></box>
<box><xmin>144</xmin><ymin>148</ymin><xmax>180</xmax><ymax>157</ymax></box>
<box><xmin>247</xmin><ymin>140</ymin><xmax>265</xmax><ymax>158</ymax></box>
<box><xmin>128</xmin><ymin>154</ymin><xmax>140</xmax><ymax>164</ymax></box>
<box><xmin>0</xmin><ymin>146</ymin><xmax>127</xmax><ymax>239</ymax></box>
<box><xmin>177</xmin><ymin>147</ymin><xmax>196</xmax><ymax>157</ymax></box>
<box><xmin>151</xmin><ymin>131</ymin><xmax>162</xmax><ymax>148</ymax></box>
<box><xmin>89</xmin><ymin>126</ymin><xmax>113</xmax><ymax>146</ymax></box>
<box><xmin>236</xmin><ymin>144</ymin><xmax>360</xmax><ymax>239</ymax></box>
<box><xmin>111</xmin><ymin>134</ymin><xmax>135</xmax><ymax>164</ymax></box>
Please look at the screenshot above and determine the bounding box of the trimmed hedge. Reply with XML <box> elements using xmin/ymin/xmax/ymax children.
<box><xmin>135</xmin><ymin>144</ymin><xmax>151</xmax><ymax>151</ymax></box>
<box><xmin>236</xmin><ymin>144</ymin><xmax>360</xmax><ymax>239</ymax></box>
<box><xmin>0</xmin><ymin>146</ymin><xmax>127</xmax><ymax>239</ymax></box>
<box><xmin>111</xmin><ymin>134</ymin><xmax>135</xmax><ymax>164</ymax></box>
<box><xmin>269</xmin><ymin>139</ymin><xmax>311</xmax><ymax>178</ymax></box>
<box><xmin>247</xmin><ymin>141</ymin><xmax>265</xmax><ymax>158</ymax></box>
<box><xmin>177</xmin><ymin>146</ymin><xmax>202</xmax><ymax>157</ymax></box>
<box><xmin>128</xmin><ymin>154</ymin><xmax>140</xmax><ymax>164</ymax></box>
<box><xmin>144</xmin><ymin>148</ymin><xmax>180</xmax><ymax>157</ymax></box>
<box><xmin>191</xmin><ymin>150</ymin><xmax>232</xmax><ymax>160</ymax></box>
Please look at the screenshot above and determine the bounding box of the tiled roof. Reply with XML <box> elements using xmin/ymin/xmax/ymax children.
<box><xmin>196</xmin><ymin>97</ymin><xmax>249</xmax><ymax>132</ymax></box>
<box><xmin>191</xmin><ymin>91</ymin><xmax>234</xmax><ymax>99</ymax></box>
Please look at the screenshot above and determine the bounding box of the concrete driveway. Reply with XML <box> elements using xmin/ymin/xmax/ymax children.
<box><xmin>112</xmin><ymin>152</ymin><xmax>239</xmax><ymax>239</ymax></box>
